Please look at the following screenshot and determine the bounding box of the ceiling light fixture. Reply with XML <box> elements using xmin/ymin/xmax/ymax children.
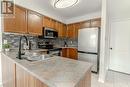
<box><xmin>54</xmin><ymin>0</ymin><xmax>79</xmax><ymax>8</ymax></box>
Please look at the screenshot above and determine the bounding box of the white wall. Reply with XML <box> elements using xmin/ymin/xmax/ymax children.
<box><xmin>65</xmin><ymin>11</ymin><xmax>101</xmax><ymax>24</ymax></box>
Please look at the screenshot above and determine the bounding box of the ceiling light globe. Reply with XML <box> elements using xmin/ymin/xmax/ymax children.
<box><xmin>54</xmin><ymin>0</ymin><xmax>79</xmax><ymax>8</ymax></box>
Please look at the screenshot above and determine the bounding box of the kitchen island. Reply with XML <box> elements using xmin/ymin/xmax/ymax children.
<box><xmin>1</xmin><ymin>50</ymin><xmax>92</xmax><ymax>87</ymax></box>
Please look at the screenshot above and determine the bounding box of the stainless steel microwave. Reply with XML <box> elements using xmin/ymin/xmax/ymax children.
<box><xmin>39</xmin><ymin>27</ymin><xmax>58</xmax><ymax>39</ymax></box>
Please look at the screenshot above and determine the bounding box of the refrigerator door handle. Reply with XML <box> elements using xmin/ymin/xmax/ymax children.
<box><xmin>78</xmin><ymin>51</ymin><xmax>98</xmax><ymax>55</ymax></box>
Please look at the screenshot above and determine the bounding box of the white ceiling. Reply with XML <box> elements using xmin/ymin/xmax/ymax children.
<box><xmin>37</xmin><ymin>0</ymin><xmax>102</xmax><ymax>19</ymax></box>
<box><xmin>15</xmin><ymin>0</ymin><xmax>101</xmax><ymax>23</ymax></box>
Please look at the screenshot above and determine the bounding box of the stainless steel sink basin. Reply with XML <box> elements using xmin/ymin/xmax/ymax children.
<box><xmin>21</xmin><ymin>51</ymin><xmax>53</xmax><ymax>62</ymax></box>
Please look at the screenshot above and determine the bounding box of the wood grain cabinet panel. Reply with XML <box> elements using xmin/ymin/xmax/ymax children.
<box><xmin>74</xmin><ymin>23</ymin><xmax>81</xmax><ymax>38</ymax></box>
<box><xmin>68</xmin><ymin>48</ymin><xmax>78</xmax><ymax>60</ymax></box>
<box><xmin>67</xmin><ymin>24</ymin><xmax>79</xmax><ymax>39</ymax></box>
<box><xmin>27</xmin><ymin>11</ymin><xmax>43</xmax><ymax>35</ymax></box>
<box><xmin>66</xmin><ymin>18</ymin><xmax>101</xmax><ymax>39</ymax></box>
<box><xmin>4</xmin><ymin>5</ymin><xmax>27</xmax><ymax>33</ymax></box>
<box><xmin>62</xmin><ymin>24</ymin><xmax>67</xmax><ymax>37</ymax></box>
<box><xmin>50</xmin><ymin>19</ymin><xmax>56</xmax><ymax>29</ymax></box>
<box><xmin>43</xmin><ymin>16</ymin><xmax>51</xmax><ymax>28</ymax></box>
<box><xmin>55</xmin><ymin>22</ymin><xmax>66</xmax><ymax>38</ymax></box>
<box><xmin>1</xmin><ymin>54</ymin><xmax>16</xmax><ymax>87</ymax></box>
<box><xmin>91</xmin><ymin>18</ymin><xmax>101</xmax><ymax>27</ymax></box>
<box><xmin>58</xmin><ymin>23</ymin><xmax>66</xmax><ymax>37</ymax></box>
<box><xmin>61</xmin><ymin>48</ymin><xmax>68</xmax><ymax>57</ymax></box>
<box><xmin>80</xmin><ymin>20</ymin><xmax>91</xmax><ymax>29</ymax></box>
<box><xmin>55</xmin><ymin>21</ymin><xmax>60</xmax><ymax>32</ymax></box>
<box><xmin>16</xmin><ymin>65</ymin><xmax>48</xmax><ymax>87</ymax></box>
<box><xmin>67</xmin><ymin>24</ymin><xmax>76</xmax><ymax>39</ymax></box>
<box><xmin>62</xmin><ymin>48</ymin><xmax>78</xmax><ymax>60</ymax></box>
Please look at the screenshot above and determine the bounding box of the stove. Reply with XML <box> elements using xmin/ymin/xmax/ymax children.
<box><xmin>38</xmin><ymin>42</ymin><xmax>62</xmax><ymax>56</ymax></box>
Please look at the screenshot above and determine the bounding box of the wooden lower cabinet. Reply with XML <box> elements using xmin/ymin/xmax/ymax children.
<box><xmin>16</xmin><ymin>65</ymin><xmax>48</xmax><ymax>87</ymax></box>
<box><xmin>1</xmin><ymin>53</ymin><xmax>91</xmax><ymax>87</ymax></box>
<box><xmin>61</xmin><ymin>48</ymin><xmax>78</xmax><ymax>60</ymax></box>
<box><xmin>1</xmin><ymin>54</ymin><xmax>16</xmax><ymax>87</ymax></box>
<box><xmin>76</xmin><ymin>70</ymin><xmax>91</xmax><ymax>87</ymax></box>
<box><xmin>1</xmin><ymin>54</ymin><xmax>48</xmax><ymax>87</ymax></box>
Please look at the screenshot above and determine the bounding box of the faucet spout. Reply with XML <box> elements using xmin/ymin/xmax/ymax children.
<box><xmin>17</xmin><ymin>36</ymin><xmax>28</xmax><ymax>59</ymax></box>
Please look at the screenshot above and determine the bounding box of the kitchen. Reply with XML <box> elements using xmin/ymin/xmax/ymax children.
<box><xmin>0</xmin><ymin>0</ymin><xmax>130</xmax><ymax>87</ymax></box>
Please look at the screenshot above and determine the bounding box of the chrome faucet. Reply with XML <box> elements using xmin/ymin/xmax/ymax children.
<box><xmin>17</xmin><ymin>36</ymin><xmax>28</xmax><ymax>59</ymax></box>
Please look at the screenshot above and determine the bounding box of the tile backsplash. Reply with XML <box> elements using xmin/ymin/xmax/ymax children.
<box><xmin>2</xmin><ymin>33</ymin><xmax>78</xmax><ymax>50</ymax></box>
<box><xmin>2</xmin><ymin>33</ymin><xmax>38</xmax><ymax>49</ymax></box>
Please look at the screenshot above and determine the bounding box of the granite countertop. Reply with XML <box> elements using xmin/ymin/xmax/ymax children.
<box><xmin>2</xmin><ymin>50</ymin><xmax>92</xmax><ymax>87</ymax></box>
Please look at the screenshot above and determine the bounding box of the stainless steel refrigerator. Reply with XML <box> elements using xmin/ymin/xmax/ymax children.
<box><xmin>78</xmin><ymin>27</ymin><xmax>100</xmax><ymax>73</ymax></box>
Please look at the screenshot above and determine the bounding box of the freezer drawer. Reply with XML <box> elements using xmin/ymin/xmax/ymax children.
<box><xmin>78</xmin><ymin>53</ymin><xmax>98</xmax><ymax>73</ymax></box>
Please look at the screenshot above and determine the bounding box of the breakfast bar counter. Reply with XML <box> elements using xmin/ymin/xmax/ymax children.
<box><xmin>1</xmin><ymin>50</ymin><xmax>92</xmax><ymax>87</ymax></box>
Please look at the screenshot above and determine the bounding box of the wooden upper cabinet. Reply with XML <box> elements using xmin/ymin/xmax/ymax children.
<box><xmin>27</xmin><ymin>11</ymin><xmax>43</xmax><ymax>35</ymax></box>
<box><xmin>4</xmin><ymin>5</ymin><xmax>27</xmax><ymax>33</ymax></box>
<box><xmin>50</xmin><ymin>19</ymin><xmax>56</xmax><ymax>29</ymax></box>
<box><xmin>55</xmin><ymin>21</ymin><xmax>66</xmax><ymax>37</ymax></box>
<box><xmin>62</xmin><ymin>24</ymin><xmax>67</xmax><ymax>37</ymax></box>
<box><xmin>58</xmin><ymin>23</ymin><xmax>66</xmax><ymax>37</ymax></box>
<box><xmin>43</xmin><ymin>16</ymin><xmax>55</xmax><ymax>29</ymax></box>
<box><xmin>80</xmin><ymin>20</ymin><xmax>91</xmax><ymax>29</ymax></box>
<box><xmin>43</xmin><ymin>16</ymin><xmax>58</xmax><ymax>30</ymax></box>
<box><xmin>67</xmin><ymin>24</ymin><xmax>79</xmax><ymax>39</ymax></box>
<box><xmin>55</xmin><ymin>21</ymin><xmax>60</xmax><ymax>31</ymax></box>
<box><xmin>43</xmin><ymin>16</ymin><xmax>51</xmax><ymax>28</ymax></box>
<box><xmin>67</xmin><ymin>24</ymin><xmax>75</xmax><ymax>39</ymax></box>
<box><xmin>91</xmin><ymin>18</ymin><xmax>101</xmax><ymax>27</ymax></box>
<box><xmin>73</xmin><ymin>23</ymin><xmax>80</xmax><ymax>38</ymax></box>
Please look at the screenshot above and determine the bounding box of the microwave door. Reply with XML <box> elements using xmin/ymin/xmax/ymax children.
<box><xmin>45</xmin><ymin>30</ymin><xmax>54</xmax><ymax>38</ymax></box>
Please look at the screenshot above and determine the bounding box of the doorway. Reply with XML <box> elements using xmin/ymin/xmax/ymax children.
<box><xmin>109</xmin><ymin>19</ymin><xmax>130</xmax><ymax>74</ymax></box>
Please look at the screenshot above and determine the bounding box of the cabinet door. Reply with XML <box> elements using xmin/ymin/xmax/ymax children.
<box><xmin>4</xmin><ymin>5</ymin><xmax>27</xmax><ymax>33</ymax></box>
<box><xmin>68</xmin><ymin>48</ymin><xmax>78</xmax><ymax>60</ymax></box>
<box><xmin>50</xmin><ymin>19</ymin><xmax>56</xmax><ymax>29</ymax></box>
<box><xmin>28</xmin><ymin>11</ymin><xmax>43</xmax><ymax>35</ymax></box>
<box><xmin>59</xmin><ymin>23</ymin><xmax>66</xmax><ymax>38</ymax></box>
<box><xmin>55</xmin><ymin>21</ymin><xmax>60</xmax><ymax>32</ymax></box>
<box><xmin>43</xmin><ymin>16</ymin><xmax>51</xmax><ymax>28</ymax></box>
<box><xmin>16</xmin><ymin>65</ymin><xmax>48</xmax><ymax>87</ymax></box>
<box><xmin>61</xmin><ymin>48</ymin><xmax>68</xmax><ymax>57</ymax></box>
<box><xmin>74</xmin><ymin>23</ymin><xmax>80</xmax><ymax>38</ymax></box>
<box><xmin>91</xmin><ymin>18</ymin><xmax>101</xmax><ymax>27</ymax></box>
<box><xmin>62</xmin><ymin>24</ymin><xmax>67</xmax><ymax>37</ymax></box>
<box><xmin>61</xmin><ymin>48</ymin><xmax>78</xmax><ymax>60</ymax></box>
<box><xmin>80</xmin><ymin>20</ymin><xmax>91</xmax><ymax>29</ymax></box>
<box><xmin>1</xmin><ymin>54</ymin><xmax>16</xmax><ymax>87</ymax></box>
<box><xmin>55</xmin><ymin>22</ymin><xmax>66</xmax><ymax>38</ymax></box>
<box><xmin>67</xmin><ymin>24</ymin><xmax>75</xmax><ymax>39</ymax></box>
